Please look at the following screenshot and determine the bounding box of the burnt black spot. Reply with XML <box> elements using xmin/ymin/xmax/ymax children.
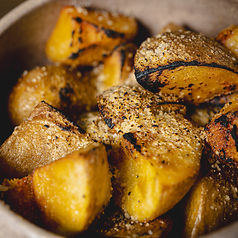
<box><xmin>120</xmin><ymin>49</ymin><xmax>126</xmax><ymax>69</ymax></box>
<box><xmin>230</xmin><ymin>85</ymin><xmax>237</xmax><ymax>91</ymax></box>
<box><xmin>59</xmin><ymin>84</ymin><xmax>74</xmax><ymax>102</ymax></box>
<box><xmin>57</xmin><ymin>124</ymin><xmax>73</xmax><ymax>132</ymax></box>
<box><xmin>58</xmin><ymin>122</ymin><xmax>86</xmax><ymax>134</ymax></box>
<box><xmin>214</xmin><ymin>114</ymin><xmax>229</xmax><ymax>127</ymax></box>
<box><xmin>44</xmin><ymin>124</ymin><xmax>50</xmax><ymax>128</ymax></box>
<box><xmin>103</xmin><ymin>28</ymin><xmax>124</xmax><ymax>38</ymax></box>
<box><xmin>123</xmin><ymin>132</ymin><xmax>141</xmax><ymax>152</ymax></box>
<box><xmin>74</xmin><ymin>17</ymin><xmax>82</xmax><ymax>23</ymax></box>
<box><xmin>231</xmin><ymin>124</ymin><xmax>238</xmax><ymax>151</ymax></box>
<box><xmin>135</xmin><ymin>68</ymin><xmax>165</xmax><ymax>93</ymax></box>
<box><xmin>219</xmin><ymin>150</ymin><xmax>236</xmax><ymax>167</ymax></box>
<box><xmin>68</xmin><ymin>49</ymin><xmax>85</xmax><ymax>59</ymax></box>
<box><xmin>188</xmin><ymin>83</ymin><xmax>194</xmax><ymax>87</ymax></box>
<box><xmin>69</xmin><ymin>52</ymin><xmax>79</xmax><ymax>59</ymax></box>
<box><xmin>104</xmin><ymin>117</ymin><xmax>115</xmax><ymax>129</ymax></box>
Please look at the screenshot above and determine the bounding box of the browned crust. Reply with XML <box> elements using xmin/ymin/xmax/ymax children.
<box><xmin>205</xmin><ymin>110</ymin><xmax>238</xmax><ymax>168</ymax></box>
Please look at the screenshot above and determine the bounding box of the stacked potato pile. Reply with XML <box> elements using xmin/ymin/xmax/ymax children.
<box><xmin>1</xmin><ymin>6</ymin><xmax>238</xmax><ymax>238</ymax></box>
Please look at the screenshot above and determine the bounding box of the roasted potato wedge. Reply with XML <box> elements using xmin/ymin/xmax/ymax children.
<box><xmin>82</xmin><ymin>85</ymin><xmax>203</xmax><ymax>222</ymax></box>
<box><xmin>216</xmin><ymin>25</ymin><xmax>238</xmax><ymax>59</ymax></box>
<box><xmin>8</xmin><ymin>65</ymin><xmax>99</xmax><ymax>126</ymax></box>
<box><xmin>204</xmin><ymin>93</ymin><xmax>238</xmax><ymax>167</ymax></box>
<box><xmin>0</xmin><ymin>101</ymin><xmax>94</xmax><ymax>180</ymax></box>
<box><xmin>134</xmin><ymin>31</ymin><xmax>238</xmax><ymax>105</ymax></box>
<box><xmin>45</xmin><ymin>6</ymin><xmax>138</xmax><ymax>67</ymax></box>
<box><xmin>181</xmin><ymin>148</ymin><xmax>238</xmax><ymax>238</ymax></box>
<box><xmin>111</xmin><ymin>127</ymin><xmax>202</xmax><ymax>222</ymax></box>
<box><xmin>1</xmin><ymin>144</ymin><xmax>111</xmax><ymax>236</ymax></box>
<box><xmin>32</xmin><ymin>144</ymin><xmax>111</xmax><ymax>236</ymax></box>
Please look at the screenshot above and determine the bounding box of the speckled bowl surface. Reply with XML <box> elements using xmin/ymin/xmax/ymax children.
<box><xmin>0</xmin><ymin>0</ymin><xmax>238</xmax><ymax>237</ymax></box>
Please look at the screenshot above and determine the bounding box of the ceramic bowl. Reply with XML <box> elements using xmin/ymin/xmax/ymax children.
<box><xmin>0</xmin><ymin>0</ymin><xmax>238</xmax><ymax>237</ymax></box>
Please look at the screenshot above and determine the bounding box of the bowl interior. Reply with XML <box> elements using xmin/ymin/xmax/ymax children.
<box><xmin>0</xmin><ymin>0</ymin><xmax>238</xmax><ymax>237</ymax></box>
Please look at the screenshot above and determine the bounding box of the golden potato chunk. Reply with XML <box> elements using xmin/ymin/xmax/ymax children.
<box><xmin>204</xmin><ymin>93</ymin><xmax>238</xmax><ymax>168</ymax></box>
<box><xmin>111</xmin><ymin>122</ymin><xmax>202</xmax><ymax>222</ymax></box>
<box><xmin>216</xmin><ymin>25</ymin><xmax>238</xmax><ymax>59</ymax></box>
<box><xmin>8</xmin><ymin>65</ymin><xmax>98</xmax><ymax>125</ymax></box>
<box><xmin>181</xmin><ymin>148</ymin><xmax>238</xmax><ymax>238</ymax></box>
<box><xmin>32</xmin><ymin>144</ymin><xmax>111</xmax><ymax>236</ymax></box>
<box><xmin>82</xmin><ymin>85</ymin><xmax>203</xmax><ymax>222</ymax></box>
<box><xmin>134</xmin><ymin>31</ymin><xmax>238</xmax><ymax>105</ymax></box>
<box><xmin>0</xmin><ymin>101</ymin><xmax>94</xmax><ymax>180</ymax></box>
<box><xmin>45</xmin><ymin>6</ymin><xmax>138</xmax><ymax>66</ymax></box>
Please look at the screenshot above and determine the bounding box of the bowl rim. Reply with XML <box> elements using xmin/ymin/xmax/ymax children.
<box><xmin>0</xmin><ymin>0</ymin><xmax>238</xmax><ymax>237</ymax></box>
<box><xmin>0</xmin><ymin>0</ymin><xmax>49</xmax><ymax>35</ymax></box>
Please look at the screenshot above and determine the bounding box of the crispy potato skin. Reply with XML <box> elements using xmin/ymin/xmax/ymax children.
<box><xmin>32</xmin><ymin>144</ymin><xmax>112</xmax><ymax>236</ymax></box>
<box><xmin>45</xmin><ymin>6</ymin><xmax>138</xmax><ymax>67</ymax></box>
<box><xmin>216</xmin><ymin>25</ymin><xmax>238</xmax><ymax>59</ymax></box>
<box><xmin>204</xmin><ymin>94</ymin><xmax>238</xmax><ymax>168</ymax></box>
<box><xmin>8</xmin><ymin>65</ymin><xmax>99</xmax><ymax>126</ymax></box>
<box><xmin>134</xmin><ymin>31</ymin><xmax>238</xmax><ymax>105</ymax></box>
<box><xmin>0</xmin><ymin>101</ymin><xmax>94</xmax><ymax>180</ymax></box>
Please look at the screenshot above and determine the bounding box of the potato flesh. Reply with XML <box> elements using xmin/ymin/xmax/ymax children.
<box><xmin>32</xmin><ymin>145</ymin><xmax>111</xmax><ymax>236</ymax></box>
<box><xmin>45</xmin><ymin>6</ymin><xmax>137</xmax><ymax>66</ymax></box>
<box><xmin>157</xmin><ymin>66</ymin><xmax>238</xmax><ymax>105</ymax></box>
<box><xmin>113</xmin><ymin>150</ymin><xmax>161</xmax><ymax>221</ymax></box>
